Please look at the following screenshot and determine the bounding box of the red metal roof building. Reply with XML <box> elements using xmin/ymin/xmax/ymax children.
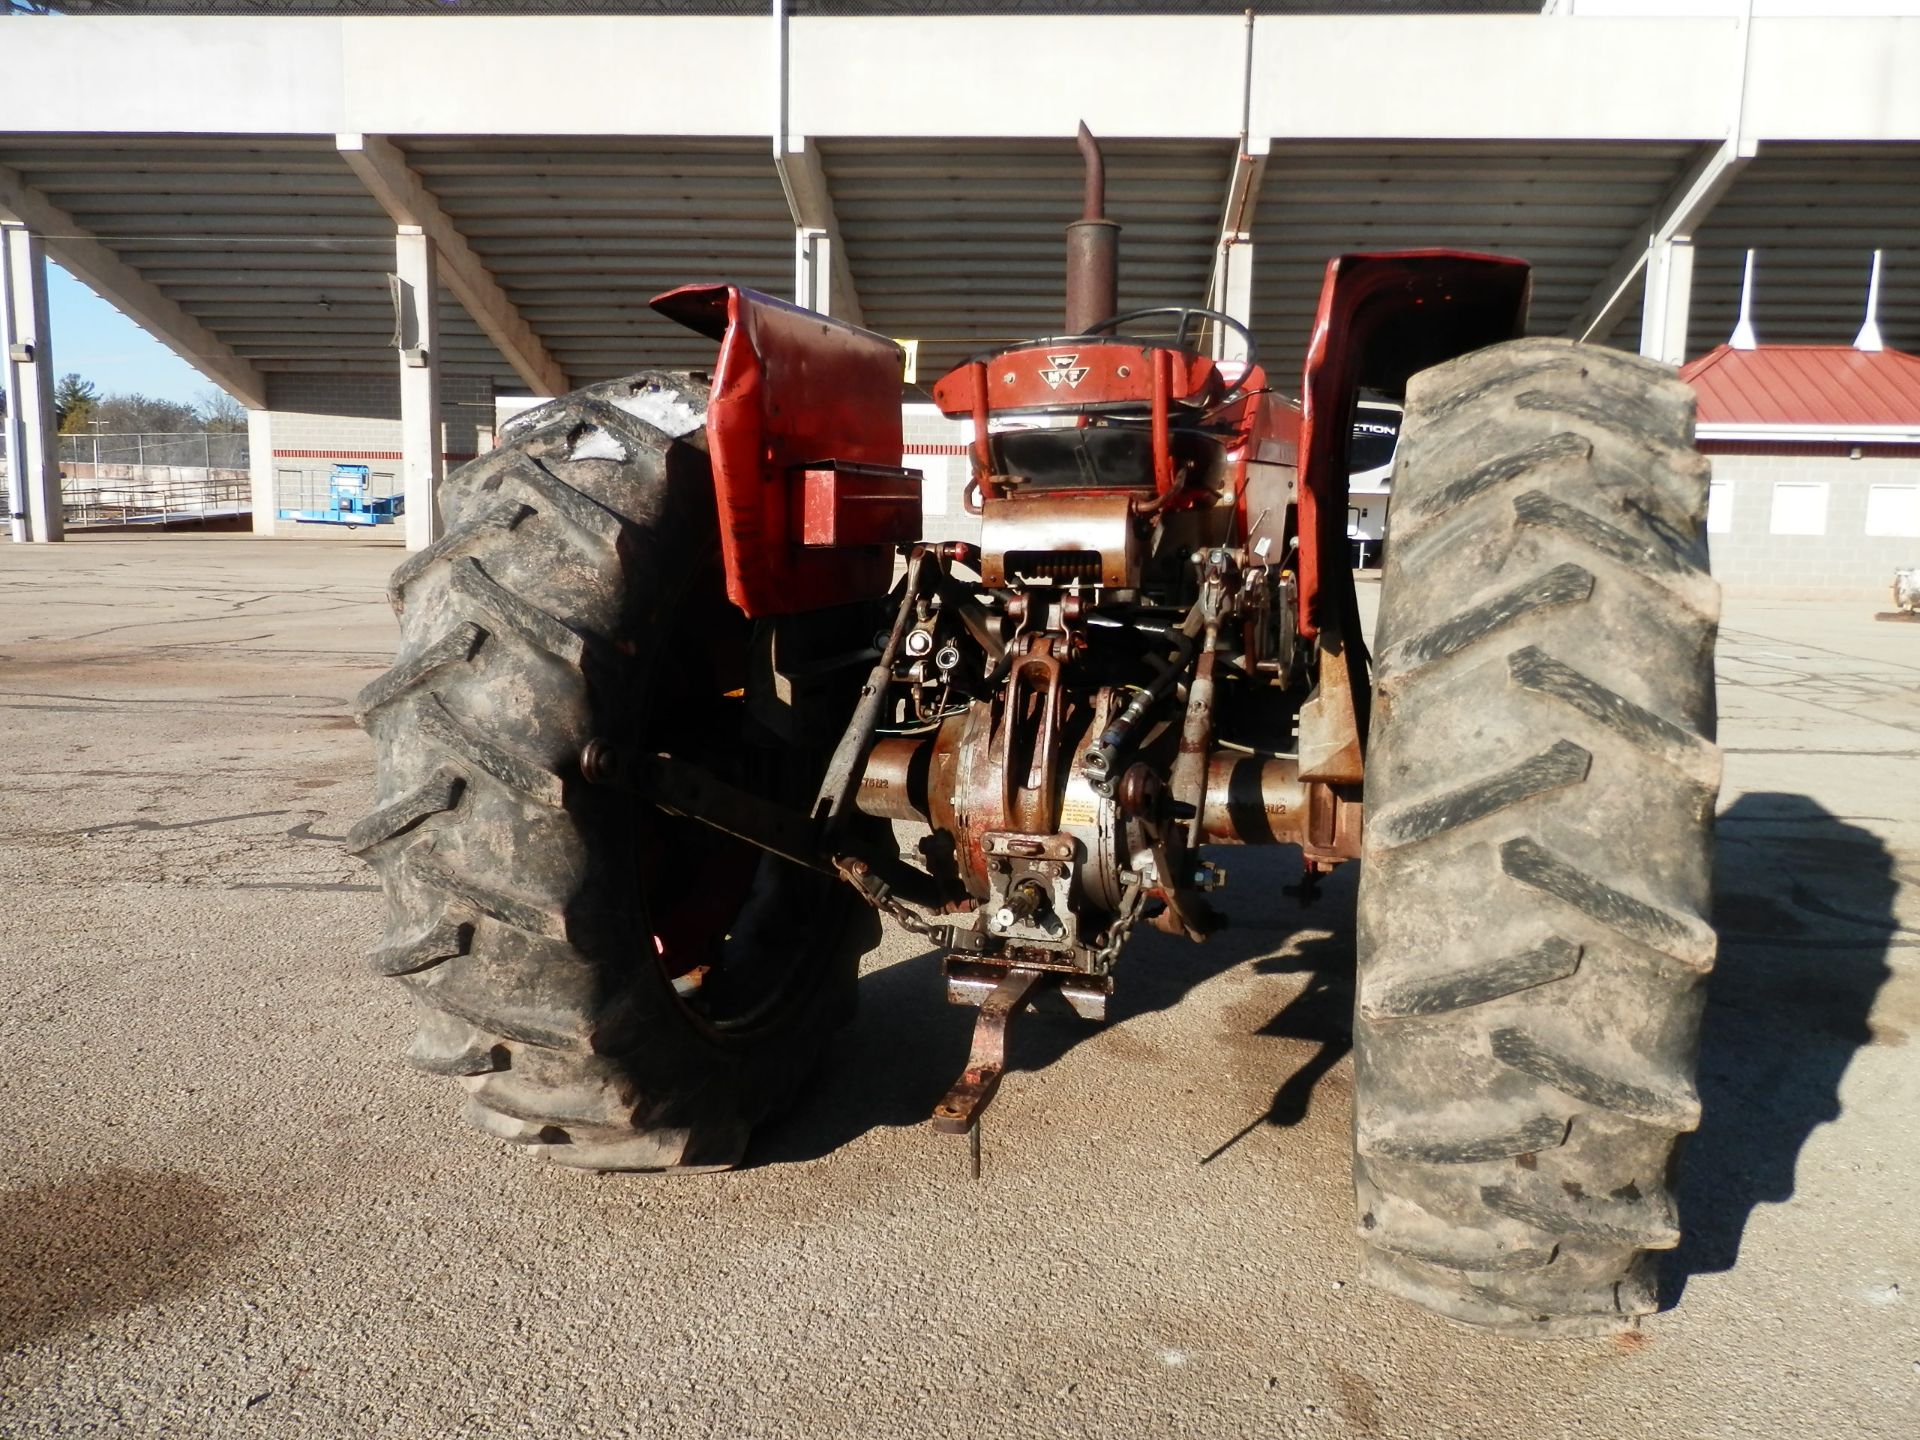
<box><xmin>1681</xmin><ymin>343</ymin><xmax>1920</xmax><ymax>446</ymax></box>
<box><xmin>1676</xmin><ymin>341</ymin><xmax>1920</xmax><ymax>597</ymax></box>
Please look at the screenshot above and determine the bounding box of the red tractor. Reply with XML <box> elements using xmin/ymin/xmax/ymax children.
<box><xmin>354</xmin><ymin>129</ymin><xmax>1718</xmax><ymax>1335</ymax></box>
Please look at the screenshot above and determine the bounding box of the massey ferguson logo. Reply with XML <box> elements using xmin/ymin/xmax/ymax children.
<box><xmin>1039</xmin><ymin>352</ymin><xmax>1090</xmax><ymax>389</ymax></box>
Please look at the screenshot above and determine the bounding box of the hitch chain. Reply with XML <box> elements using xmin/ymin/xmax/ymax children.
<box><xmin>832</xmin><ymin>856</ymin><xmax>949</xmax><ymax>942</ymax></box>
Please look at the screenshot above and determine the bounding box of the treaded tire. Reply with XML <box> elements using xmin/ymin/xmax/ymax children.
<box><xmin>1352</xmin><ymin>337</ymin><xmax>1721</xmax><ymax>1335</ymax></box>
<box><xmin>351</xmin><ymin>372</ymin><xmax>877</xmax><ymax>1171</ymax></box>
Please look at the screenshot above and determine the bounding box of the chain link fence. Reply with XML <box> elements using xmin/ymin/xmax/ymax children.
<box><xmin>57</xmin><ymin>430</ymin><xmax>249</xmax><ymax>472</ymax></box>
<box><xmin>0</xmin><ymin>431</ymin><xmax>253</xmax><ymax>528</ymax></box>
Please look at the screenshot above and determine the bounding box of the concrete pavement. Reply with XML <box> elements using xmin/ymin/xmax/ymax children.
<box><xmin>0</xmin><ymin>535</ymin><xmax>1914</xmax><ymax>1439</ymax></box>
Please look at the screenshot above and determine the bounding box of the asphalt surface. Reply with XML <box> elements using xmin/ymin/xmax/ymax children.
<box><xmin>0</xmin><ymin>534</ymin><xmax>1914</xmax><ymax>1439</ymax></box>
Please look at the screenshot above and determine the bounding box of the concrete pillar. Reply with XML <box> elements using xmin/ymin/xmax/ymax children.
<box><xmin>795</xmin><ymin>226</ymin><xmax>832</xmax><ymax>316</ymax></box>
<box><xmin>1215</xmin><ymin>237</ymin><xmax>1255</xmax><ymax>368</ymax></box>
<box><xmin>245</xmin><ymin>406</ymin><xmax>277</xmax><ymax>535</ymax></box>
<box><xmin>1</xmin><ymin>222</ymin><xmax>63</xmax><ymax>543</ymax></box>
<box><xmin>1639</xmin><ymin>234</ymin><xmax>1695</xmax><ymax>368</ymax></box>
<box><xmin>395</xmin><ymin>224</ymin><xmax>442</xmax><ymax>551</ymax></box>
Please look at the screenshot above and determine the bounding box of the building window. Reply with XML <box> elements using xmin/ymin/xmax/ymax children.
<box><xmin>1769</xmin><ymin>481</ymin><xmax>1828</xmax><ymax>536</ymax></box>
<box><xmin>1707</xmin><ymin>480</ymin><xmax>1733</xmax><ymax>535</ymax></box>
<box><xmin>1865</xmin><ymin>484</ymin><xmax>1920</xmax><ymax>538</ymax></box>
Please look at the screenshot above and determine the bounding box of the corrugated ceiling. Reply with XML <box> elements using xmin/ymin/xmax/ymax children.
<box><xmin>400</xmin><ymin>136</ymin><xmax>793</xmax><ymax>382</ymax></box>
<box><xmin>0</xmin><ymin>135</ymin><xmax>509</xmax><ymax>378</ymax></box>
<box><xmin>823</xmin><ymin>138</ymin><xmax>1233</xmax><ymax>381</ymax></box>
<box><xmin>1</xmin><ymin>130</ymin><xmax>1914</xmax><ymax>404</ymax></box>
<box><xmin>1251</xmin><ymin>141</ymin><xmax>1696</xmax><ymax>384</ymax></box>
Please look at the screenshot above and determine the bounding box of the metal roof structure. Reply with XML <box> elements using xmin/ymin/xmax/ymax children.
<box><xmin>1682</xmin><ymin>343</ymin><xmax>1920</xmax><ymax>434</ymax></box>
<box><xmin>825</xmin><ymin>139</ymin><xmax>1233</xmax><ymax>378</ymax></box>
<box><xmin>1</xmin><ymin>6</ymin><xmax>1917</xmax><ymax>406</ymax></box>
<box><xmin>13</xmin><ymin>3</ymin><xmax>1545</xmax><ymax>14</ymax></box>
<box><xmin>0</xmin><ymin>135</ymin><xmax>506</xmax><ymax>381</ymax></box>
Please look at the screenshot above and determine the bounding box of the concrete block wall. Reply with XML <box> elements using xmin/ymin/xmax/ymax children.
<box><xmin>1705</xmin><ymin>451</ymin><xmax>1920</xmax><ymax>598</ymax></box>
<box><xmin>902</xmin><ymin>402</ymin><xmax>980</xmax><ymax>544</ymax></box>
<box><xmin>266</xmin><ymin>371</ymin><xmax>494</xmax><ymax>461</ymax></box>
<box><xmin>256</xmin><ymin>370</ymin><xmax>494</xmax><ymax>534</ymax></box>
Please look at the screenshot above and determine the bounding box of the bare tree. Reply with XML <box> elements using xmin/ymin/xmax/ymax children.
<box><xmin>196</xmin><ymin>388</ymin><xmax>249</xmax><ymax>433</ymax></box>
<box><xmin>92</xmin><ymin>393</ymin><xmax>200</xmax><ymax>434</ymax></box>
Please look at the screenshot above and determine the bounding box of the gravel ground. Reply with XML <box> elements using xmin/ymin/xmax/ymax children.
<box><xmin>0</xmin><ymin>533</ymin><xmax>1914</xmax><ymax>1439</ymax></box>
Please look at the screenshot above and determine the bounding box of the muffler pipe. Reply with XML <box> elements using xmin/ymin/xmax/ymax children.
<box><xmin>1065</xmin><ymin>121</ymin><xmax>1120</xmax><ymax>336</ymax></box>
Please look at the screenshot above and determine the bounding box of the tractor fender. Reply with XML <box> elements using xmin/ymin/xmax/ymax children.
<box><xmin>1294</xmin><ymin>251</ymin><xmax>1531</xmax><ymax>638</ymax></box>
<box><xmin>651</xmin><ymin>284</ymin><xmax>921</xmax><ymax>618</ymax></box>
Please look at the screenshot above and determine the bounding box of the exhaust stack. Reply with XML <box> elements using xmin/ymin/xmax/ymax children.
<box><xmin>1065</xmin><ymin>122</ymin><xmax>1121</xmax><ymax>335</ymax></box>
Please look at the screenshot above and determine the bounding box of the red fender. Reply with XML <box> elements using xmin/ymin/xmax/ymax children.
<box><xmin>1294</xmin><ymin>251</ymin><xmax>1531</xmax><ymax>638</ymax></box>
<box><xmin>652</xmin><ymin>284</ymin><xmax>920</xmax><ymax>617</ymax></box>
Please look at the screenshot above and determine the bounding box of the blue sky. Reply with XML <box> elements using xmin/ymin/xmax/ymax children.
<box><xmin>48</xmin><ymin>263</ymin><xmax>216</xmax><ymax>404</ymax></box>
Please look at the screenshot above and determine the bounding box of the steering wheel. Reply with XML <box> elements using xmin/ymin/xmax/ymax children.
<box><xmin>1082</xmin><ymin>306</ymin><xmax>1259</xmax><ymax>401</ymax></box>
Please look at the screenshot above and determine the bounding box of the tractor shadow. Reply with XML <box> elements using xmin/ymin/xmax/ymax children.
<box><xmin>751</xmin><ymin>845</ymin><xmax>1357</xmax><ymax>1168</ymax></box>
<box><xmin>757</xmin><ymin>787</ymin><xmax>1905</xmax><ymax>1308</ymax></box>
<box><xmin>1664</xmin><ymin>792</ymin><xmax>1903</xmax><ymax>1304</ymax></box>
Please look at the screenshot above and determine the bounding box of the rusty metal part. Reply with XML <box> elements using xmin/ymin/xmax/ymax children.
<box><xmin>1303</xmin><ymin>781</ymin><xmax>1365</xmax><ymax>865</ymax></box>
<box><xmin>579</xmin><ymin>736</ymin><xmax>619</xmax><ymax>787</ymax></box>
<box><xmin>928</xmin><ymin>704</ymin><xmax>994</xmax><ymax>901</ymax></box>
<box><xmin>963</xmin><ymin>361</ymin><xmax>998</xmax><ymax>502</ymax></box>
<box><xmin>1055</xmin><ymin>688</ymin><xmax>1129</xmax><ymax>914</ymax></box>
<box><xmin>931</xmin><ymin>965</ymin><xmax>1048</xmax><ymax>1136</ymax></box>
<box><xmin>813</xmin><ymin>549</ymin><xmax>931</xmax><ymax>837</ymax></box>
<box><xmin>1064</xmin><ymin>123</ymin><xmax>1120</xmax><ymax>335</ymax></box>
<box><xmin>1297</xmin><ymin>628</ymin><xmax>1366</xmax><ymax>784</ymax></box>
<box><xmin>1082</xmin><ymin>601</ymin><xmax>1201</xmax><ymax>794</ymax></box>
<box><xmin>855</xmin><ymin>736</ymin><xmax>931</xmax><ymax>823</ymax></box>
<box><xmin>979</xmin><ymin>493</ymin><xmax>1139</xmax><ymax>589</ymax></box>
<box><xmin>930</xmin><ymin>540</ymin><xmax>981</xmax><ymax>571</ymax></box>
<box><xmin>1076</xmin><ymin>119</ymin><xmax>1105</xmax><ymax>221</ymax></box>
<box><xmin>585</xmin><ymin>740</ymin><xmax>945</xmax><ymax>911</ymax></box>
<box><xmin>1171</xmin><ymin>551</ymin><xmax>1238</xmax><ymax>854</ymax></box>
<box><xmin>980</xmin><ymin>830</ymin><xmax>1076</xmax><ymax>949</ymax></box>
<box><xmin>833</xmin><ymin>856</ymin><xmax>960</xmax><ymax>946</ymax></box>
<box><xmin>1172</xmin><ymin>628</ymin><xmax>1221</xmax><ymax>853</ymax></box>
<box><xmin>928</xmin><ymin>568</ymin><xmax>1005</xmax><ymax>667</ymax></box>
<box><xmin>1151</xmin><ymin>346</ymin><xmax>1176</xmax><ymax>495</ymax></box>
<box><xmin>1197</xmin><ymin>752</ymin><xmax>1308</xmax><ymax>845</ymax></box>
<box><xmin>1110</xmin><ymin>755</ymin><xmax>1215</xmax><ymax>942</ymax></box>
<box><xmin>946</xmin><ymin>956</ymin><xmax>1109</xmax><ymax>1020</ymax></box>
<box><xmin>608</xmin><ymin>747</ymin><xmax>831</xmax><ymax>875</ymax></box>
<box><xmin>993</xmin><ymin>878</ymin><xmax>1052</xmax><ymax>933</ymax></box>
<box><xmin>934</xmin><ymin>342</ymin><xmax>1220</xmax><ymax>420</ymax></box>
<box><xmin>1001</xmin><ymin>635</ymin><xmax>1068</xmax><ymax>835</ymax></box>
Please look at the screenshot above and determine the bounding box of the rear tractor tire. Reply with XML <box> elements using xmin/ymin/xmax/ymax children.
<box><xmin>351</xmin><ymin>373</ymin><xmax>879</xmax><ymax>1171</ymax></box>
<box><xmin>1353</xmin><ymin>337</ymin><xmax>1720</xmax><ymax>1334</ymax></box>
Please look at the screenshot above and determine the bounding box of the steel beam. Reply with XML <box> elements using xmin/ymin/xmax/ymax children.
<box><xmin>775</xmin><ymin>138</ymin><xmax>864</xmax><ymax>326</ymax></box>
<box><xmin>337</xmin><ymin>134</ymin><xmax>569</xmax><ymax>397</ymax></box>
<box><xmin>1</xmin><ymin>223</ymin><xmax>62</xmax><ymax>543</ymax></box>
<box><xmin>0</xmin><ymin>165</ymin><xmax>267</xmax><ymax>411</ymax></box>
<box><xmin>1639</xmin><ymin>235</ymin><xmax>1699</xmax><ymax>366</ymax></box>
<box><xmin>1207</xmin><ymin>144</ymin><xmax>1265</xmax><ymax>366</ymax></box>
<box><xmin>395</xmin><ymin>226</ymin><xmax>442</xmax><ymax>553</ymax></box>
<box><xmin>1566</xmin><ymin>139</ymin><xmax>1752</xmax><ymax>348</ymax></box>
